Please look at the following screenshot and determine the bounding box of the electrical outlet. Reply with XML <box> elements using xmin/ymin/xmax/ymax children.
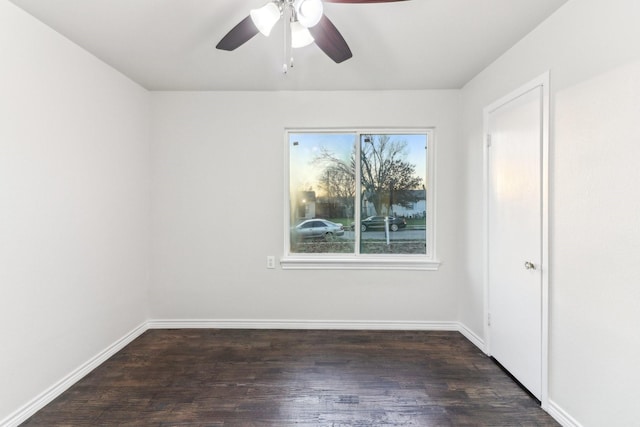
<box><xmin>266</xmin><ymin>256</ymin><xmax>276</xmax><ymax>269</ymax></box>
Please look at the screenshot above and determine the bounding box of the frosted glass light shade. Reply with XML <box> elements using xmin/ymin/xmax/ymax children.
<box><xmin>294</xmin><ymin>0</ymin><xmax>323</xmax><ymax>28</ymax></box>
<box><xmin>250</xmin><ymin>2</ymin><xmax>281</xmax><ymax>36</ymax></box>
<box><xmin>291</xmin><ymin>21</ymin><xmax>315</xmax><ymax>48</ymax></box>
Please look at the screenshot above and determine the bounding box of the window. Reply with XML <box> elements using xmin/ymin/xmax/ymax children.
<box><xmin>283</xmin><ymin>129</ymin><xmax>438</xmax><ymax>270</ymax></box>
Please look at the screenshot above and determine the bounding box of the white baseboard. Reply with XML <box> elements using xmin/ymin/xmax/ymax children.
<box><xmin>547</xmin><ymin>399</ymin><xmax>584</xmax><ymax>427</ymax></box>
<box><xmin>147</xmin><ymin>318</ymin><xmax>461</xmax><ymax>331</ymax></box>
<box><xmin>147</xmin><ymin>320</ymin><xmax>486</xmax><ymax>352</ymax></box>
<box><xmin>457</xmin><ymin>322</ymin><xmax>486</xmax><ymax>352</ymax></box>
<box><xmin>0</xmin><ymin>322</ymin><xmax>148</xmax><ymax>427</ymax></box>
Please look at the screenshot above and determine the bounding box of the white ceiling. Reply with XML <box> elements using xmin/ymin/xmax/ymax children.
<box><xmin>9</xmin><ymin>0</ymin><xmax>568</xmax><ymax>91</ymax></box>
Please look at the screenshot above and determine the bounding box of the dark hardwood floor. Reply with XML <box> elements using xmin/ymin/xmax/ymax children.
<box><xmin>22</xmin><ymin>329</ymin><xmax>559</xmax><ymax>426</ymax></box>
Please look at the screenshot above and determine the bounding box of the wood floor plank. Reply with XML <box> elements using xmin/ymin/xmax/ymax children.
<box><xmin>21</xmin><ymin>329</ymin><xmax>559</xmax><ymax>426</ymax></box>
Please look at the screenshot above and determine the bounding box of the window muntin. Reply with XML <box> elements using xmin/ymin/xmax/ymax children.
<box><xmin>286</xmin><ymin>129</ymin><xmax>436</xmax><ymax>268</ymax></box>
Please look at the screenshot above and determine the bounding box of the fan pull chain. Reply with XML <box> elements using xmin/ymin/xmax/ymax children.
<box><xmin>283</xmin><ymin>13</ymin><xmax>288</xmax><ymax>74</ymax></box>
<box><xmin>288</xmin><ymin>19</ymin><xmax>294</xmax><ymax>70</ymax></box>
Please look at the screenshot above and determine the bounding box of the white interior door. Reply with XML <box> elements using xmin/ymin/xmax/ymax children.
<box><xmin>487</xmin><ymin>85</ymin><xmax>544</xmax><ymax>400</ymax></box>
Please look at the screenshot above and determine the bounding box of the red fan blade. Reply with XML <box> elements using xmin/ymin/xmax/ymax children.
<box><xmin>216</xmin><ymin>16</ymin><xmax>260</xmax><ymax>51</ymax></box>
<box><xmin>324</xmin><ymin>0</ymin><xmax>408</xmax><ymax>3</ymax></box>
<box><xmin>308</xmin><ymin>15</ymin><xmax>353</xmax><ymax>63</ymax></box>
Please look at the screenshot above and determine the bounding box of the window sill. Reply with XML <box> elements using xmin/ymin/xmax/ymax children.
<box><xmin>280</xmin><ymin>256</ymin><xmax>441</xmax><ymax>271</ymax></box>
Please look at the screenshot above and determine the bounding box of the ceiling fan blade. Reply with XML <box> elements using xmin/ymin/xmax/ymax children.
<box><xmin>308</xmin><ymin>15</ymin><xmax>352</xmax><ymax>63</ymax></box>
<box><xmin>216</xmin><ymin>16</ymin><xmax>260</xmax><ymax>51</ymax></box>
<box><xmin>323</xmin><ymin>0</ymin><xmax>408</xmax><ymax>3</ymax></box>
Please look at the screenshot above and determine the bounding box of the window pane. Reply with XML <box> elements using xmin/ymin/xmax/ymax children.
<box><xmin>360</xmin><ymin>134</ymin><xmax>427</xmax><ymax>254</ymax></box>
<box><xmin>289</xmin><ymin>133</ymin><xmax>356</xmax><ymax>253</ymax></box>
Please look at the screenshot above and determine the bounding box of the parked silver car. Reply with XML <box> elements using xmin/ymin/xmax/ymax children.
<box><xmin>292</xmin><ymin>219</ymin><xmax>345</xmax><ymax>240</ymax></box>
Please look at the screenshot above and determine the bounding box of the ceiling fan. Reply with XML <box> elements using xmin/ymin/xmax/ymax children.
<box><xmin>216</xmin><ymin>0</ymin><xmax>408</xmax><ymax>66</ymax></box>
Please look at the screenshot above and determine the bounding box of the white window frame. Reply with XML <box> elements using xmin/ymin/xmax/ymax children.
<box><xmin>281</xmin><ymin>128</ymin><xmax>440</xmax><ymax>270</ymax></box>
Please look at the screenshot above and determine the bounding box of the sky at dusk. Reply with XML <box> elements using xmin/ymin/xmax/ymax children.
<box><xmin>289</xmin><ymin>132</ymin><xmax>428</xmax><ymax>198</ymax></box>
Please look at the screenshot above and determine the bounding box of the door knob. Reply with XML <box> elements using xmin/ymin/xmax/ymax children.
<box><xmin>524</xmin><ymin>261</ymin><xmax>536</xmax><ymax>270</ymax></box>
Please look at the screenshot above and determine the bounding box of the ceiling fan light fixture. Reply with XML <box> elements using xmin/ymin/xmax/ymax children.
<box><xmin>290</xmin><ymin>21</ymin><xmax>315</xmax><ymax>48</ymax></box>
<box><xmin>294</xmin><ymin>0</ymin><xmax>323</xmax><ymax>28</ymax></box>
<box><xmin>250</xmin><ymin>2</ymin><xmax>282</xmax><ymax>36</ymax></box>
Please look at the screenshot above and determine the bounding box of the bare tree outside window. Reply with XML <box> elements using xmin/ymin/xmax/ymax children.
<box><xmin>359</xmin><ymin>134</ymin><xmax>427</xmax><ymax>254</ymax></box>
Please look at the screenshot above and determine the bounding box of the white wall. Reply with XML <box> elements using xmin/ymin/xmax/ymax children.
<box><xmin>150</xmin><ymin>90</ymin><xmax>464</xmax><ymax>324</ymax></box>
<box><xmin>5</xmin><ymin>0</ymin><xmax>640</xmax><ymax>425</ymax></box>
<box><xmin>460</xmin><ymin>0</ymin><xmax>640</xmax><ymax>425</ymax></box>
<box><xmin>0</xmin><ymin>1</ymin><xmax>150</xmax><ymax>422</ymax></box>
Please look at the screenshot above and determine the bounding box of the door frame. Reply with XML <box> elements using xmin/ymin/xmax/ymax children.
<box><xmin>482</xmin><ymin>71</ymin><xmax>550</xmax><ymax>408</ymax></box>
